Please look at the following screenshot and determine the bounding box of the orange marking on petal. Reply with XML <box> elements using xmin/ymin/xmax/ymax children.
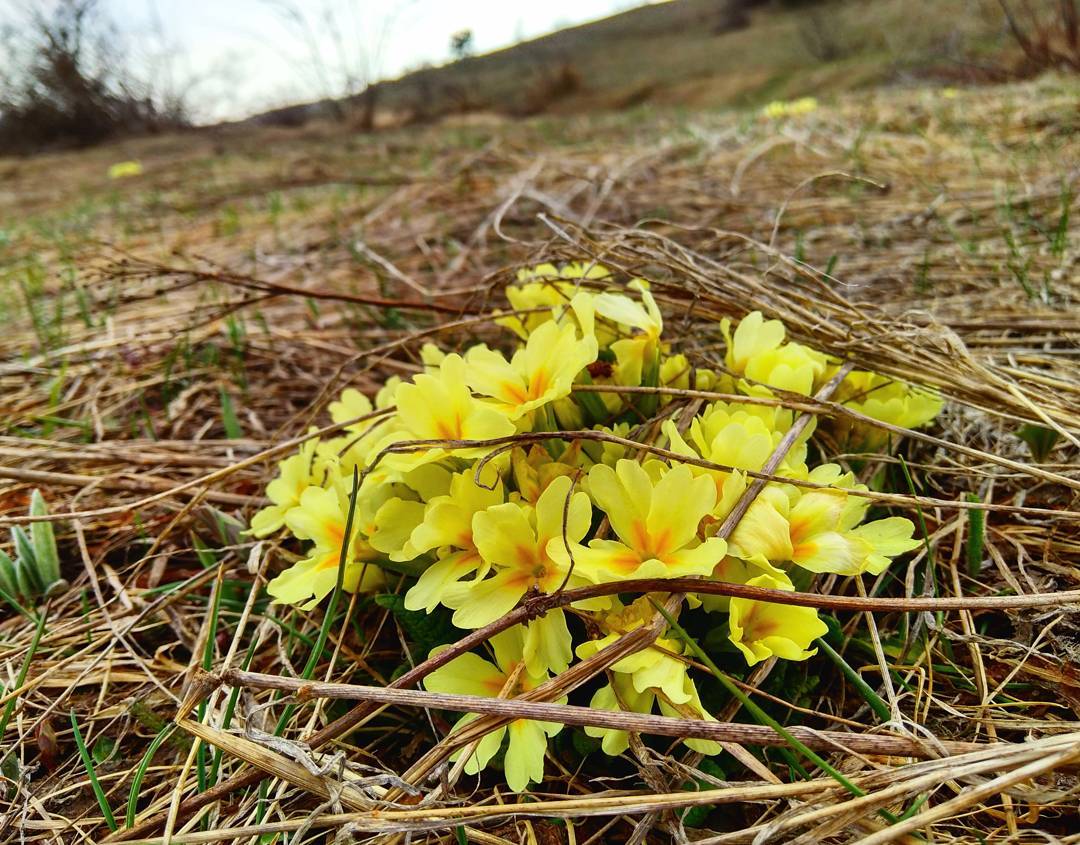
<box><xmin>527</xmin><ymin>367</ymin><xmax>551</xmax><ymax>400</ymax></box>
<box><xmin>482</xmin><ymin>674</ymin><xmax>509</xmax><ymax>695</ymax></box>
<box><xmin>314</xmin><ymin>550</ymin><xmax>340</xmax><ymax>572</ymax></box>
<box><xmin>502</xmin><ymin>380</ymin><xmax>530</xmax><ymax>404</ymax></box>
<box><xmin>434</xmin><ymin>413</ymin><xmax>463</xmax><ymax>440</ymax></box>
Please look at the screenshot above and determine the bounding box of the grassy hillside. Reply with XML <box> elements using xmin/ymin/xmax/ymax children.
<box><xmin>254</xmin><ymin>0</ymin><xmax>1031</xmax><ymax>127</ymax></box>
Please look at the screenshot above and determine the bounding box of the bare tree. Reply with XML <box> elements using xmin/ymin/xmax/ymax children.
<box><xmin>261</xmin><ymin>0</ymin><xmax>416</xmax><ymax>128</ymax></box>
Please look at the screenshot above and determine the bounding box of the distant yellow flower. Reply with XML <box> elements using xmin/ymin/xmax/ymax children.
<box><xmin>423</xmin><ymin>626</ymin><xmax>564</xmax><ymax>792</ymax></box>
<box><xmin>762</xmin><ymin>97</ymin><xmax>818</xmax><ymax>119</ymax></box>
<box><xmin>574</xmin><ymin>459</ymin><xmax>727</xmax><ymax>580</ymax></box>
<box><xmin>941</xmin><ymin>87</ymin><xmax>958</xmax><ymax>99</ymax></box>
<box><xmin>465</xmin><ymin>320</ymin><xmax>597</xmax><ymax>421</ymax></box>
<box><xmin>108</xmin><ymin>160</ymin><xmax>143</xmax><ymax>179</ymax></box>
<box><xmin>728</xmin><ymin>573</ymin><xmax>827</xmax><ymax>665</ymax></box>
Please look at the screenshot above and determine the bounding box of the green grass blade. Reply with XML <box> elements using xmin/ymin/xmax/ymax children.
<box><xmin>816</xmin><ymin>637</ymin><xmax>891</xmax><ymax>723</ymax></box>
<box><xmin>218</xmin><ymin>387</ymin><xmax>243</xmax><ymax>439</ymax></box>
<box><xmin>965</xmin><ymin>493</ymin><xmax>985</xmax><ymax>578</ymax></box>
<box><xmin>0</xmin><ymin>605</ymin><xmax>48</xmax><ymax>753</ymax></box>
<box><xmin>126</xmin><ymin>725</ymin><xmax>174</xmax><ymax>828</ymax></box>
<box><xmin>70</xmin><ymin>709</ymin><xmax>119</xmax><ymax>831</ymax></box>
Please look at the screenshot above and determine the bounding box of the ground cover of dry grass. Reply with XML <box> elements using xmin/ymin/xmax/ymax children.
<box><xmin>0</xmin><ymin>75</ymin><xmax>1078</xmax><ymax>844</ymax></box>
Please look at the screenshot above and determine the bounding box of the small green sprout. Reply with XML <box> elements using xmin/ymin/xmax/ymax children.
<box><xmin>0</xmin><ymin>490</ymin><xmax>68</xmax><ymax>607</ymax></box>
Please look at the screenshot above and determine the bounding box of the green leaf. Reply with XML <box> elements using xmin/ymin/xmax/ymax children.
<box><xmin>126</xmin><ymin>726</ymin><xmax>174</xmax><ymax>828</ymax></box>
<box><xmin>0</xmin><ymin>549</ymin><xmax>20</xmax><ymax>598</ymax></box>
<box><xmin>374</xmin><ymin>593</ymin><xmax>459</xmax><ymax>655</ymax></box>
<box><xmin>11</xmin><ymin>526</ymin><xmax>37</xmax><ymax>574</ymax></box>
<box><xmin>29</xmin><ymin>490</ymin><xmax>61</xmax><ymax>587</ymax></box>
<box><xmin>191</xmin><ymin>533</ymin><xmax>219</xmax><ymax>569</ymax></box>
<box><xmin>1017</xmin><ymin>423</ymin><xmax>1060</xmax><ymax>463</ymax></box>
<box><xmin>92</xmin><ymin>736</ymin><xmax>117</xmax><ymax>765</ymax></box>
<box><xmin>14</xmin><ymin>555</ymin><xmax>41</xmax><ymax>601</ymax></box>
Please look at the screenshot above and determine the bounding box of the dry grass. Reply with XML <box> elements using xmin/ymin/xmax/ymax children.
<box><xmin>0</xmin><ymin>74</ymin><xmax>1079</xmax><ymax>844</ymax></box>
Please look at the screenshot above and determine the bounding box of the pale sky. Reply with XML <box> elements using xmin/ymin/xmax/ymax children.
<box><xmin>99</xmin><ymin>0</ymin><xmax>646</xmax><ymax>120</ymax></box>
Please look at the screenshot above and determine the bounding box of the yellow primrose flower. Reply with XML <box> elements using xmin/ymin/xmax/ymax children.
<box><xmin>574</xmin><ymin>459</ymin><xmax>727</xmax><ymax>580</ymax></box>
<box><xmin>465</xmin><ymin>320</ymin><xmax>598</xmax><ymax>421</ymax></box>
<box><xmin>267</xmin><ymin>472</ymin><xmax>385</xmax><ymax>608</ymax></box>
<box><xmin>743</xmin><ymin>342</ymin><xmax>827</xmax><ymax>396</ymax></box>
<box><xmin>593</xmin><ymin>281</ymin><xmax>663</xmax><ymax>387</ymax></box>
<box><xmin>728</xmin><ymin>573</ymin><xmax>827</xmax><ymax>666</ymax></box>
<box><xmin>378</xmin><ymin>353</ymin><xmax>516</xmax><ymax>472</ymax></box>
<box><xmin>328</xmin><ymin>388</ymin><xmax>373</xmax><ymax>429</ymax></box>
<box><xmin>831</xmin><ymin>370</ymin><xmax>943</xmax><ymax>449</ymax></box>
<box><xmin>728</xmin><ymin>469</ymin><xmax>920</xmax><ymax>577</ymax></box>
<box><xmin>374</xmin><ymin>375</ymin><xmax>401</xmax><ymax>410</ymax></box>
<box><xmin>446</xmin><ymin>475</ymin><xmax>597</xmax><ymax>675</ymax></box>
<box><xmin>248</xmin><ymin>436</ymin><xmax>323</xmax><ymax>537</ymax></box>
<box><xmin>762</xmin><ymin>97</ymin><xmax>818</xmax><ymax>119</ymax></box>
<box><xmin>360</xmin><ymin>464</ymin><xmax>452</xmax><ymax>560</ymax></box>
<box><xmin>498</xmin><ymin>261</ymin><xmax>611</xmax><ymax>339</ymax></box>
<box><xmin>402</xmin><ymin>472</ymin><xmax>505</xmax><ymax>613</ymax></box>
<box><xmin>722</xmin><ymin>311</ymin><xmax>786</xmax><ymax>373</ymax></box>
<box><xmin>510</xmin><ymin>444</ymin><xmax>585</xmax><ymax>506</ymax></box>
<box><xmin>721</xmin><ymin>311</ymin><xmax>827</xmax><ymax>396</ymax></box>
<box><xmin>662</xmin><ymin>411</ymin><xmax>776</xmax><ymax>519</ymax></box>
<box><xmin>658</xmin><ymin>353</ymin><xmax>716</xmax><ymax>403</ymax></box>
<box><xmin>447</xmin><ymin>475</ymin><xmax>590</xmax><ymax>622</ymax></box>
<box><xmin>423</xmin><ymin>626</ymin><xmax>564</xmax><ymax>792</ymax></box>
<box><xmin>320</xmin><ymin>388</ymin><xmax>400</xmax><ymax>477</ymax></box>
<box><xmin>577</xmin><ymin>597</ymin><xmax>721</xmax><ymax>755</ymax></box>
<box><xmin>726</xmin><ymin>486</ymin><xmax>796</xmax><ymax>573</ymax></box>
<box><xmin>108</xmin><ymin>160</ymin><xmax>143</xmax><ymax>179</ymax></box>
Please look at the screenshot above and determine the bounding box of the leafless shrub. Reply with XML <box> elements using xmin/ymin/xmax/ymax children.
<box><xmin>798</xmin><ymin>7</ymin><xmax>851</xmax><ymax>62</ymax></box>
<box><xmin>260</xmin><ymin>0</ymin><xmax>415</xmax><ymax>128</ymax></box>
<box><xmin>517</xmin><ymin>62</ymin><xmax>584</xmax><ymax>116</ymax></box>
<box><xmin>998</xmin><ymin>0</ymin><xmax>1080</xmax><ymax>74</ymax></box>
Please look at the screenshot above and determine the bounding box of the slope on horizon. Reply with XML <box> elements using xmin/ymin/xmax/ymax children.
<box><xmin>247</xmin><ymin>0</ymin><xmax>1028</xmax><ymax>128</ymax></box>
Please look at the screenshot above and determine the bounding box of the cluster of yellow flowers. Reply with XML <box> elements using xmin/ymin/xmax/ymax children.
<box><xmin>249</xmin><ymin>262</ymin><xmax>942</xmax><ymax>791</ymax></box>
<box><xmin>761</xmin><ymin>96</ymin><xmax>818</xmax><ymax>119</ymax></box>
